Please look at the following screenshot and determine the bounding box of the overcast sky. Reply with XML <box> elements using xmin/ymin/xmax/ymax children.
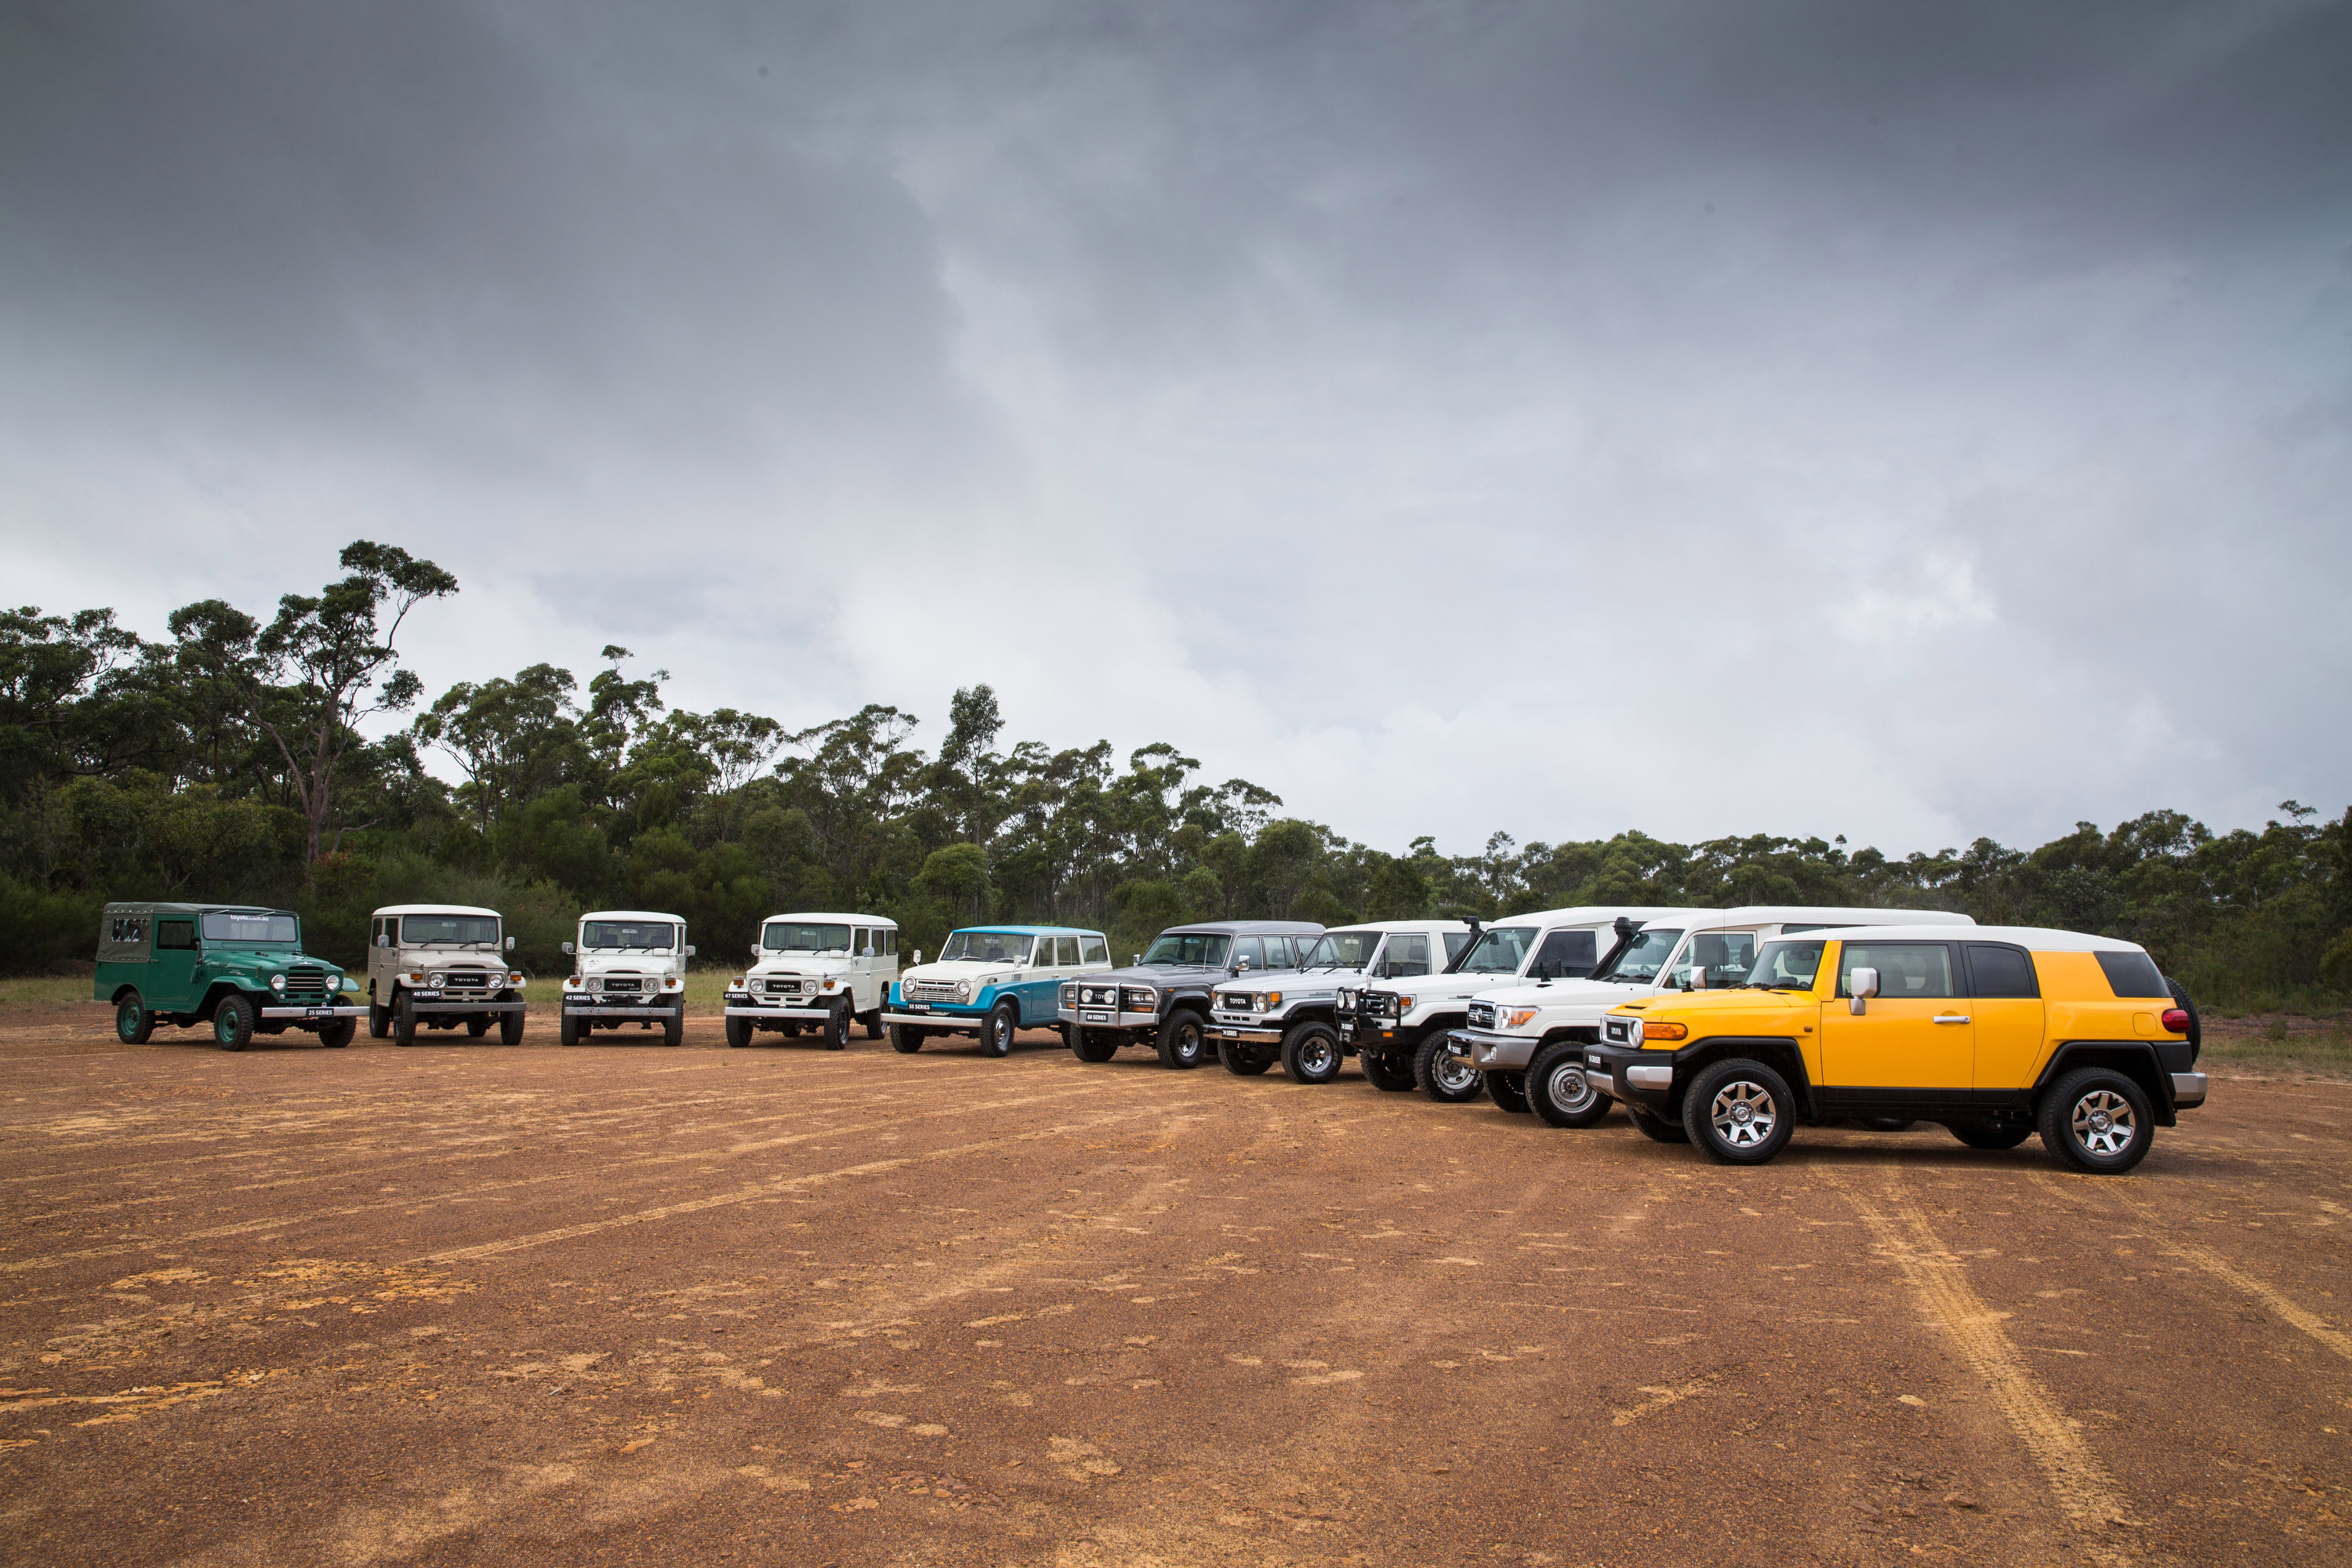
<box><xmin>3</xmin><ymin>2</ymin><xmax>2347</xmax><ymax>857</ymax></box>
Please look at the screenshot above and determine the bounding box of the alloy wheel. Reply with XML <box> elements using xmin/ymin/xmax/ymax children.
<box><xmin>2070</xmin><ymin>1090</ymin><xmax>2136</xmax><ymax>1156</ymax></box>
<box><xmin>1708</xmin><ymin>1079</ymin><xmax>1778</xmax><ymax>1148</ymax></box>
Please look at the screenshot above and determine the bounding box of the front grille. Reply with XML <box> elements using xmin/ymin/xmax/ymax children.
<box><xmin>283</xmin><ymin>966</ymin><xmax>329</xmax><ymax>1002</ymax></box>
<box><xmin>763</xmin><ymin>978</ymin><xmax>800</xmax><ymax>996</ymax></box>
<box><xmin>601</xmin><ymin>977</ymin><xmax>644</xmax><ymax>994</ymax></box>
<box><xmin>445</xmin><ymin>969</ymin><xmax>495</xmax><ymax>990</ymax></box>
<box><xmin>1467</xmin><ymin>1001</ymin><xmax>1496</xmax><ymax>1029</ymax></box>
<box><xmin>1218</xmin><ymin>991</ymin><xmax>1254</xmax><ymax>1011</ymax></box>
<box><xmin>1605</xmin><ymin>1019</ymin><xmax>1632</xmax><ymax>1044</ymax></box>
<box><xmin>909</xmin><ymin>978</ymin><xmax>964</xmax><ymax>1002</ymax></box>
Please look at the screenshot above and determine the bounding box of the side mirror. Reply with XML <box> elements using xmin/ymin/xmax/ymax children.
<box><xmin>1236</xmin><ymin>956</ymin><xmax>1251</xmax><ymax>973</ymax></box>
<box><xmin>685</xmin><ymin>945</ymin><xmax>696</xmax><ymax>958</ymax></box>
<box><xmin>504</xmin><ymin>936</ymin><xmax>516</xmax><ymax>952</ymax></box>
<box><xmin>1132</xmin><ymin>954</ymin><xmax>1142</xmax><ymax>967</ymax></box>
<box><xmin>561</xmin><ymin>942</ymin><xmax>575</xmax><ymax>956</ymax></box>
<box><xmin>912</xmin><ymin>949</ymin><xmax>922</xmax><ymax>966</ymax></box>
<box><xmin>751</xmin><ymin>943</ymin><xmax>763</xmax><ymax>960</ymax></box>
<box><xmin>1848</xmin><ymin>967</ymin><xmax>1879</xmax><ymax>1015</ymax></box>
<box><xmin>860</xmin><ymin>946</ymin><xmax>873</xmax><ymax>958</ymax></box>
<box><xmin>376</xmin><ymin>934</ymin><xmax>390</xmax><ymax>949</ymax></box>
<box><xmin>1690</xmin><ymin>966</ymin><xmax>1707</xmax><ymax>990</ymax></box>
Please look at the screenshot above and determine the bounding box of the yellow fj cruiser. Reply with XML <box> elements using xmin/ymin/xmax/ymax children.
<box><xmin>1583</xmin><ymin>924</ymin><xmax>2203</xmax><ymax>1173</ymax></box>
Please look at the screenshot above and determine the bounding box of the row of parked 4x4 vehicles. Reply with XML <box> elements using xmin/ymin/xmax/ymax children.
<box><xmin>93</xmin><ymin>897</ymin><xmax>2205</xmax><ymax>1175</ymax></box>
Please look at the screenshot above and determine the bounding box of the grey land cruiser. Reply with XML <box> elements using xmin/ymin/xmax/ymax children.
<box><xmin>1056</xmin><ymin>919</ymin><xmax>1324</xmax><ymax>1070</ymax></box>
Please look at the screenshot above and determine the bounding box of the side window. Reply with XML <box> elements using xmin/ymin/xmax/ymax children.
<box><xmin>1262</xmin><ymin>937</ymin><xmax>1290</xmax><ymax>970</ymax></box>
<box><xmin>1965</xmin><ymin>944</ymin><xmax>2039</xmax><ymax>999</ymax></box>
<box><xmin>1080</xmin><ymin>935</ymin><xmax>1108</xmax><ymax>965</ymax></box>
<box><xmin>1055</xmin><ymin>936</ymin><xmax>1080</xmax><ymax>965</ymax></box>
<box><xmin>157</xmin><ymin>919</ymin><xmax>196</xmax><ymax>951</ymax></box>
<box><xmin>1675</xmin><ymin>932</ymin><xmax>1756</xmax><ymax>987</ymax></box>
<box><xmin>1838</xmin><ymin>943</ymin><xmax>1956</xmax><ymax>999</ymax></box>
<box><xmin>851</xmin><ymin>927</ymin><xmax>869</xmax><ymax>956</ymax></box>
<box><xmin>1229</xmin><ymin>936</ymin><xmax>1263</xmax><ymax>970</ymax></box>
<box><xmin>1387</xmin><ymin>934</ymin><xmax>1432</xmax><ymax>977</ymax></box>
<box><xmin>1443</xmin><ymin>931</ymin><xmax>1473</xmax><ymax>965</ymax></box>
<box><xmin>2092</xmin><ymin>950</ymin><xmax>2169</xmax><ymax>999</ymax></box>
<box><xmin>1529</xmin><ymin>929</ymin><xmax>1599</xmax><ymax>980</ymax></box>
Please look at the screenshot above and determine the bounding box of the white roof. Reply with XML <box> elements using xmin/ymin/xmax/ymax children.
<box><xmin>762</xmin><ymin>910</ymin><xmax>899</xmax><ymax>928</ymax></box>
<box><xmin>1325</xmin><ymin>918</ymin><xmax>1475</xmax><ymax>934</ymax></box>
<box><xmin>579</xmin><ymin>910</ymin><xmax>686</xmax><ymax>924</ymax></box>
<box><xmin>1652</xmin><ymin>906</ymin><xmax>1976</xmax><ymax>933</ymax></box>
<box><xmin>1494</xmin><ymin>906</ymin><xmax>1715</xmax><ymax>930</ymax></box>
<box><xmin>373</xmin><ymin>904</ymin><xmax>503</xmax><ymax>918</ymax></box>
<box><xmin>1807</xmin><ymin>923</ymin><xmax>2143</xmax><ymax>953</ymax></box>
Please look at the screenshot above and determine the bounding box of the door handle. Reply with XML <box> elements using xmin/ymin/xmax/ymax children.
<box><xmin>1933</xmin><ymin>1014</ymin><xmax>1970</xmax><ymax>1025</ymax></box>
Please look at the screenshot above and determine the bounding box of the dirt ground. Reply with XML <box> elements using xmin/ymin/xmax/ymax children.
<box><xmin>1</xmin><ymin>1004</ymin><xmax>2347</xmax><ymax>1568</ymax></box>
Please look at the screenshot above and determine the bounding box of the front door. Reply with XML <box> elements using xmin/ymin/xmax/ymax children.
<box><xmin>1820</xmin><ymin>941</ymin><xmax>1973</xmax><ymax>1092</ymax></box>
<box><xmin>150</xmin><ymin>916</ymin><xmax>200</xmax><ymax>1011</ymax></box>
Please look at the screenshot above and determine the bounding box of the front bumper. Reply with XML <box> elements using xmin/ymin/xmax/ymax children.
<box><xmin>404</xmin><ymin>996</ymin><xmax>527</xmax><ymax>1015</ymax></box>
<box><xmin>1208</xmin><ymin>1015</ymin><xmax>1283</xmax><ymax>1045</ymax></box>
<box><xmin>1451</xmin><ymin>1027</ymin><xmax>1540</xmax><ymax>1072</ymax></box>
<box><xmin>570</xmin><ymin>996</ymin><xmax>684</xmax><ymax>1018</ymax></box>
<box><xmin>2171</xmin><ymin>1070</ymin><xmax>2208</xmax><ymax>1109</ymax></box>
<box><xmin>260</xmin><ymin>1004</ymin><xmax>367</xmax><ymax>1021</ymax></box>
<box><xmin>1056</xmin><ymin>1006</ymin><xmax>1158</xmax><ymax>1032</ymax></box>
<box><xmin>880</xmin><ymin>1007</ymin><xmax>983</xmax><ymax>1029</ymax></box>
<box><xmin>1583</xmin><ymin>1043</ymin><xmax>1681</xmax><ymax>1109</ymax></box>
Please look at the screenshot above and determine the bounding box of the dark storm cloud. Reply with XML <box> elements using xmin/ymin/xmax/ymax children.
<box><xmin>2</xmin><ymin>1</ymin><xmax>2347</xmax><ymax>851</ymax></box>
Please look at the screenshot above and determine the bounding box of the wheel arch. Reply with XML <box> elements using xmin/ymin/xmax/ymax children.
<box><xmin>1674</xmin><ymin>1036</ymin><xmax>1815</xmax><ymax>1120</ymax></box>
<box><xmin>2036</xmin><ymin>1042</ymin><xmax>2175</xmax><ymax>1127</ymax></box>
<box><xmin>110</xmin><ymin>983</ymin><xmax>143</xmax><ymax>1006</ymax></box>
<box><xmin>197</xmin><ymin>982</ymin><xmax>250</xmax><ymax>1021</ymax></box>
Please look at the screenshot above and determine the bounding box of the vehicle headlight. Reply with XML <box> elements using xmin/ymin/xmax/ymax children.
<box><xmin>1505</xmin><ymin>1008</ymin><xmax>1538</xmax><ymax>1029</ymax></box>
<box><xmin>1060</xmin><ymin>985</ymin><xmax>1076</xmax><ymax>1006</ymax></box>
<box><xmin>955</xmin><ymin>980</ymin><xmax>972</xmax><ymax>1000</ymax></box>
<box><xmin>1257</xmin><ymin>992</ymin><xmax>1281</xmax><ymax>1011</ymax></box>
<box><xmin>269</xmin><ymin>973</ymin><xmax>285</xmax><ymax>992</ymax></box>
<box><xmin>1122</xmin><ymin>987</ymin><xmax>1156</xmax><ymax>1011</ymax></box>
<box><xmin>428</xmin><ymin>971</ymin><xmax>447</xmax><ymax>987</ymax></box>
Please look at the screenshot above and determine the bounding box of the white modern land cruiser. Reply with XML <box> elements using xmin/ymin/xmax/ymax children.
<box><xmin>722</xmin><ymin>912</ymin><xmax>901</xmax><ymax>1051</ymax></box>
<box><xmin>558</xmin><ymin>909</ymin><xmax>696</xmax><ymax>1047</ymax></box>
<box><xmin>365</xmin><ymin>903</ymin><xmax>528</xmax><ymax>1046</ymax></box>
<box><xmin>1450</xmin><ymin>905</ymin><xmax>1977</xmax><ymax>1130</ymax></box>
<box><xmin>1204</xmin><ymin>920</ymin><xmax>1472</xmax><ymax>1084</ymax></box>
<box><xmin>1342</xmin><ymin>906</ymin><xmax>1699</xmax><ymax>1102</ymax></box>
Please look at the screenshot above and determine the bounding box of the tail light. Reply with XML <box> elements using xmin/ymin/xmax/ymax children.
<box><xmin>2161</xmin><ymin>1008</ymin><xmax>2190</xmax><ymax>1033</ymax></box>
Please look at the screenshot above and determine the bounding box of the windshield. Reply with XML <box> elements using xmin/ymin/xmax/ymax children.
<box><xmin>582</xmin><ymin>920</ymin><xmax>677</xmax><ymax>951</ymax></box>
<box><xmin>764</xmin><ymin>922</ymin><xmax>851</xmax><ymax>953</ymax></box>
<box><xmin>1138</xmin><ymin>932</ymin><xmax>1231</xmax><ymax>967</ymax></box>
<box><xmin>1673</xmin><ymin>931</ymin><xmax>1758</xmax><ymax>989</ymax></box>
<box><xmin>1591</xmin><ymin>927</ymin><xmax>1682</xmax><ymax>982</ymax></box>
<box><xmin>1744</xmin><ymin>938</ymin><xmax>1826</xmax><ymax>989</ymax></box>
<box><xmin>401</xmin><ymin>914</ymin><xmax>498</xmax><ymax>946</ymax></box>
<box><xmin>201</xmin><ymin>912</ymin><xmax>298</xmax><ymax>945</ymax></box>
<box><xmin>1457</xmin><ymin>926</ymin><xmax>1537</xmax><ymax>975</ymax></box>
<box><xmin>941</xmin><ymin>931</ymin><xmax>1033</xmax><ymax>964</ymax></box>
<box><xmin>1301</xmin><ymin>930</ymin><xmax>1381</xmax><ymax>969</ymax></box>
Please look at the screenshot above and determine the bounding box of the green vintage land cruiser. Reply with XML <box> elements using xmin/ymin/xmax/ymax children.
<box><xmin>94</xmin><ymin>902</ymin><xmax>366</xmax><ymax>1051</ymax></box>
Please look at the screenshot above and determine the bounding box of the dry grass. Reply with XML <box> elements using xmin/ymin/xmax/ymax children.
<box><xmin>0</xmin><ymin>975</ymin><xmax>93</xmax><ymax>1011</ymax></box>
<box><xmin>2201</xmin><ymin>1014</ymin><xmax>2352</xmax><ymax>1078</ymax></box>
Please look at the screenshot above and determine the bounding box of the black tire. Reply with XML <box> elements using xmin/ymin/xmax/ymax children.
<box><xmin>822</xmin><ymin>1000</ymin><xmax>851</xmax><ymax>1051</ymax></box>
<box><xmin>394</xmin><ymin>991</ymin><xmax>417</xmax><ymax>1047</ymax></box>
<box><xmin>982</xmin><ymin>1003</ymin><xmax>1018</xmax><ymax>1058</ymax></box>
<box><xmin>1628</xmin><ymin>1106</ymin><xmax>1690</xmax><ymax>1144</ymax></box>
<box><xmin>1360</xmin><ymin>1050</ymin><xmax>1416</xmax><ymax>1092</ymax></box>
<box><xmin>1279</xmin><ymin>1022</ymin><xmax>1344</xmax><ymax>1085</ymax></box>
<box><xmin>1073</xmin><ymin>1031</ymin><xmax>1120</xmax><ymax>1063</ymax></box>
<box><xmin>501</xmin><ymin>1004</ymin><xmax>527</xmax><ymax>1045</ymax></box>
<box><xmin>862</xmin><ymin>1010</ymin><xmax>884</xmax><ymax>1040</ymax></box>
<box><xmin>1527</xmin><ymin>1042</ymin><xmax>1612</xmax><ymax>1128</ymax></box>
<box><xmin>466</xmin><ymin>1016</ymin><xmax>491</xmax><ymax>1038</ymax></box>
<box><xmin>1218</xmin><ymin>1039</ymin><xmax>1272</xmax><ymax>1076</ymax></box>
<box><xmin>318</xmin><ymin>1018</ymin><xmax>354</xmax><ymax>1048</ymax></box>
<box><xmin>368</xmin><ymin>995</ymin><xmax>390</xmax><ymax>1040</ymax></box>
<box><xmin>2038</xmin><ymin>1067</ymin><xmax>2154</xmax><ymax>1174</ymax></box>
<box><xmin>564</xmin><ymin>1011</ymin><xmax>586</xmax><ymax>1047</ymax></box>
<box><xmin>1156</xmin><ymin>1011</ymin><xmax>1208</xmax><ymax>1070</ymax></box>
<box><xmin>662</xmin><ymin>999</ymin><xmax>684</xmax><ymax>1048</ymax></box>
<box><xmin>1062</xmin><ymin>1021</ymin><xmax>1085</xmax><ymax>1055</ymax></box>
<box><xmin>725</xmin><ymin>1014</ymin><xmax>753</xmax><ymax>1048</ymax></box>
<box><xmin>114</xmin><ymin>993</ymin><xmax>155</xmax><ymax>1045</ymax></box>
<box><xmin>213</xmin><ymin>994</ymin><xmax>255</xmax><ymax>1052</ymax></box>
<box><xmin>1413</xmin><ymin>1033</ymin><xmax>1483</xmax><ymax>1103</ymax></box>
<box><xmin>1484</xmin><ymin>1071</ymin><xmax>1531</xmax><ymax>1113</ymax></box>
<box><xmin>2165</xmin><ymin>975</ymin><xmax>2201</xmax><ymax>1063</ymax></box>
<box><xmin>889</xmin><ymin>1023</ymin><xmax>924</xmax><ymax>1054</ymax></box>
<box><xmin>1948</xmin><ymin>1122</ymin><xmax>2032</xmax><ymax>1150</ymax></box>
<box><xmin>1683</xmin><ymin>1058</ymin><xmax>1796</xmax><ymax>1165</ymax></box>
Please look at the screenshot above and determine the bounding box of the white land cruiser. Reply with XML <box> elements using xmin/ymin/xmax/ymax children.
<box><xmin>722</xmin><ymin>912</ymin><xmax>900</xmax><ymax>1051</ymax></box>
<box><xmin>1450</xmin><ymin>905</ymin><xmax>1979</xmax><ymax>1130</ymax></box>
<box><xmin>365</xmin><ymin>904</ymin><xmax>528</xmax><ymax>1046</ymax></box>
<box><xmin>1204</xmin><ymin>920</ymin><xmax>1472</xmax><ymax>1084</ymax></box>
<box><xmin>1343</xmin><ymin>906</ymin><xmax>1701</xmax><ymax>1102</ymax></box>
<box><xmin>558</xmin><ymin>909</ymin><xmax>695</xmax><ymax>1047</ymax></box>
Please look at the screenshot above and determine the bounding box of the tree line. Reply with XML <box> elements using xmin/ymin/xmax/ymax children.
<box><xmin>3</xmin><ymin>541</ymin><xmax>2347</xmax><ymax>1007</ymax></box>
